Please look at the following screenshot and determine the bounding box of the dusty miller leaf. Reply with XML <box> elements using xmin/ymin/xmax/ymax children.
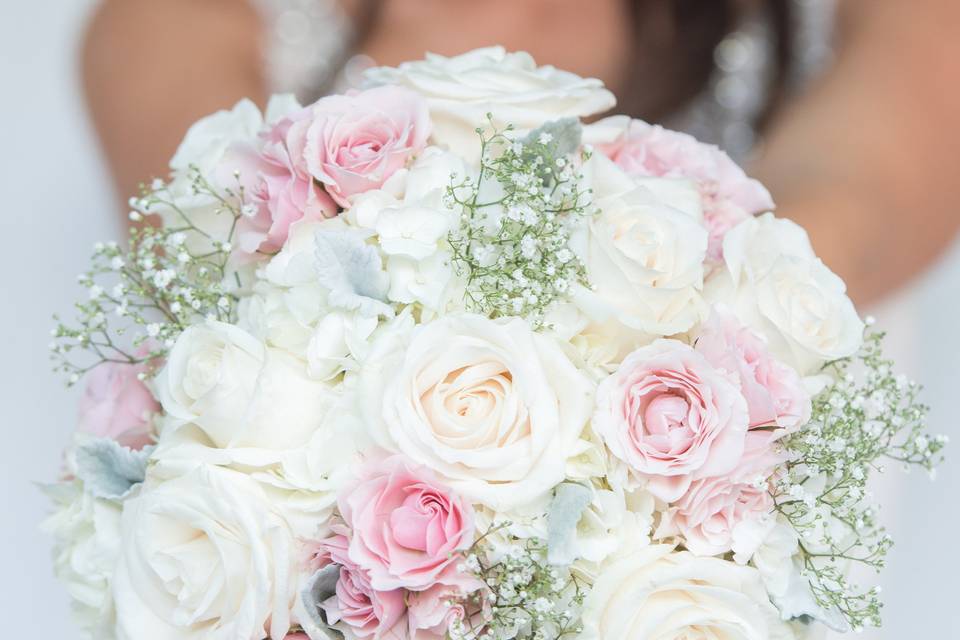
<box><xmin>546</xmin><ymin>482</ymin><xmax>592</xmax><ymax>565</ymax></box>
<box><xmin>314</xmin><ymin>229</ymin><xmax>393</xmax><ymax>318</ymax></box>
<box><xmin>300</xmin><ymin>564</ymin><xmax>341</xmax><ymax>630</ymax></box>
<box><xmin>522</xmin><ymin>118</ymin><xmax>582</xmax><ymax>158</ymax></box>
<box><xmin>74</xmin><ymin>438</ymin><xmax>153</xmax><ymax>501</ymax></box>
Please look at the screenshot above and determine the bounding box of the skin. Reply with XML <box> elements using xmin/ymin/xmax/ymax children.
<box><xmin>82</xmin><ymin>0</ymin><xmax>960</xmax><ymax>304</ymax></box>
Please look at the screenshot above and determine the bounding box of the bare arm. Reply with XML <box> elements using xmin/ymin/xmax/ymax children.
<box><xmin>752</xmin><ymin>0</ymin><xmax>960</xmax><ymax>305</ymax></box>
<box><xmin>82</xmin><ymin>0</ymin><xmax>266</xmax><ymax>208</ymax></box>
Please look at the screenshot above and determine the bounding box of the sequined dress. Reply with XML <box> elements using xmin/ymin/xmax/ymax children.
<box><xmin>249</xmin><ymin>0</ymin><xmax>837</xmax><ymax>163</ymax></box>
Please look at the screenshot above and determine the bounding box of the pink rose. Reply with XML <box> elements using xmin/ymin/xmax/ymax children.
<box><xmin>593</xmin><ymin>339</ymin><xmax>749</xmax><ymax>502</ymax></box>
<box><xmin>695</xmin><ymin>307</ymin><xmax>811</xmax><ymax>441</ymax></box>
<box><xmin>77</xmin><ymin>361</ymin><xmax>158</xmax><ymax>450</ymax></box>
<box><xmin>657</xmin><ymin>448</ymin><xmax>781</xmax><ymax>557</ymax></box>
<box><xmin>597</xmin><ymin>119</ymin><xmax>774</xmax><ymax>261</ymax></box>
<box><xmin>301</xmin><ymin>86</ymin><xmax>431</xmax><ymax>206</ymax></box>
<box><xmin>407</xmin><ymin>583</ymin><xmax>478</xmax><ymax>640</ymax></box>
<box><xmin>225</xmin><ymin>112</ymin><xmax>337</xmax><ymax>255</ymax></box>
<box><xmin>319</xmin><ymin>531</ymin><xmax>408</xmax><ymax>640</ymax></box>
<box><xmin>339</xmin><ymin>456</ymin><xmax>475</xmax><ymax>592</ymax></box>
<box><xmin>699</xmin><ymin>190</ymin><xmax>752</xmax><ymax>263</ymax></box>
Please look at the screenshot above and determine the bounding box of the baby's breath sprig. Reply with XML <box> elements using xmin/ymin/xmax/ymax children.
<box><xmin>773</xmin><ymin>328</ymin><xmax>947</xmax><ymax>631</ymax></box>
<box><xmin>51</xmin><ymin>167</ymin><xmax>247</xmax><ymax>385</ymax></box>
<box><xmin>446</xmin><ymin>116</ymin><xmax>594</xmax><ymax>326</ymax></box>
<box><xmin>452</xmin><ymin>530</ymin><xmax>584</xmax><ymax>640</ymax></box>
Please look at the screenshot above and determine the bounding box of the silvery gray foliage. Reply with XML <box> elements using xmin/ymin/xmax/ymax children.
<box><xmin>546</xmin><ymin>482</ymin><xmax>593</xmax><ymax>565</ymax></box>
<box><xmin>314</xmin><ymin>229</ymin><xmax>394</xmax><ymax>318</ymax></box>
<box><xmin>300</xmin><ymin>564</ymin><xmax>341</xmax><ymax>630</ymax></box>
<box><xmin>74</xmin><ymin>438</ymin><xmax>154</xmax><ymax>500</ymax></box>
<box><xmin>521</xmin><ymin>118</ymin><xmax>583</xmax><ymax>163</ymax></box>
<box><xmin>521</xmin><ymin>118</ymin><xmax>583</xmax><ymax>189</ymax></box>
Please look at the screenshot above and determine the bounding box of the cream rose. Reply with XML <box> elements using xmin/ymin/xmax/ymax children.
<box><xmin>112</xmin><ymin>465</ymin><xmax>296</xmax><ymax>640</ymax></box>
<box><xmin>155</xmin><ymin>320</ymin><xmax>336</xmax><ymax>449</ymax></box>
<box><xmin>363</xmin><ymin>46</ymin><xmax>615</xmax><ymax>160</ymax></box>
<box><xmin>711</xmin><ymin>214</ymin><xmax>864</xmax><ymax>373</ymax></box>
<box><xmin>360</xmin><ymin>313</ymin><xmax>593</xmax><ymax>510</ymax></box>
<box><xmin>571</xmin><ymin>154</ymin><xmax>708</xmax><ymax>340</ymax></box>
<box><xmin>580</xmin><ymin>544</ymin><xmax>795</xmax><ymax>640</ymax></box>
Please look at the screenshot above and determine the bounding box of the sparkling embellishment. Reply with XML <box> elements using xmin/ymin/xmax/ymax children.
<box><xmin>249</xmin><ymin>0</ymin><xmax>352</xmax><ymax>103</ymax></box>
<box><xmin>666</xmin><ymin>0</ymin><xmax>837</xmax><ymax>163</ymax></box>
<box><xmin>255</xmin><ymin>0</ymin><xmax>836</xmax><ymax>163</ymax></box>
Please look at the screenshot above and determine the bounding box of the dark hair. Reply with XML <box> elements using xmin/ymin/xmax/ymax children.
<box><xmin>332</xmin><ymin>0</ymin><xmax>794</xmax><ymax>132</ymax></box>
<box><xmin>618</xmin><ymin>0</ymin><xmax>793</xmax><ymax>130</ymax></box>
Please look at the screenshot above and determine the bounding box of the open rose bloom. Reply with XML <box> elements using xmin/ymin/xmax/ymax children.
<box><xmin>44</xmin><ymin>47</ymin><xmax>944</xmax><ymax>640</ymax></box>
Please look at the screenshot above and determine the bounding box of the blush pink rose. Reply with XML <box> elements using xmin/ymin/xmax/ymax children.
<box><xmin>699</xmin><ymin>190</ymin><xmax>753</xmax><ymax>263</ymax></box>
<box><xmin>597</xmin><ymin>119</ymin><xmax>774</xmax><ymax>261</ymax></box>
<box><xmin>593</xmin><ymin>339</ymin><xmax>749</xmax><ymax>502</ymax></box>
<box><xmin>318</xmin><ymin>531</ymin><xmax>408</xmax><ymax>640</ymax></box>
<box><xmin>224</xmin><ymin>112</ymin><xmax>337</xmax><ymax>255</ymax></box>
<box><xmin>300</xmin><ymin>86</ymin><xmax>431</xmax><ymax>206</ymax></box>
<box><xmin>339</xmin><ymin>456</ymin><xmax>475</xmax><ymax>592</ymax></box>
<box><xmin>78</xmin><ymin>361</ymin><xmax>158</xmax><ymax>450</ymax></box>
<box><xmin>657</xmin><ymin>448</ymin><xmax>781</xmax><ymax>557</ymax></box>
<box><xmin>695</xmin><ymin>307</ymin><xmax>811</xmax><ymax>442</ymax></box>
<box><xmin>407</xmin><ymin>582</ymin><xmax>480</xmax><ymax>640</ymax></box>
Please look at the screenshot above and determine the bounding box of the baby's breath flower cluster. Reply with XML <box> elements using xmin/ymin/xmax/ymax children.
<box><xmin>774</xmin><ymin>329</ymin><xmax>947</xmax><ymax>631</ymax></box>
<box><xmin>446</xmin><ymin>117</ymin><xmax>593</xmax><ymax>326</ymax></box>
<box><xmin>453</xmin><ymin>533</ymin><xmax>584</xmax><ymax>640</ymax></box>
<box><xmin>50</xmin><ymin>169</ymin><xmax>245</xmax><ymax>384</ymax></box>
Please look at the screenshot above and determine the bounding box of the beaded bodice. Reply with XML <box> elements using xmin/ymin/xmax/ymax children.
<box><xmin>250</xmin><ymin>0</ymin><xmax>836</xmax><ymax>162</ymax></box>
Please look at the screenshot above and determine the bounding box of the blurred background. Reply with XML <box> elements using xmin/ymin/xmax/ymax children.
<box><xmin>1</xmin><ymin>0</ymin><xmax>958</xmax><ymax>637</ymax></box>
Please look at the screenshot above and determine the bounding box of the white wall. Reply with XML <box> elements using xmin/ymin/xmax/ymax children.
<box><xmin>0</xmin><ymin>1</ymin><xmax>957</xmax><ymax>637</ymax></box>
<box><xmin>0</xmin><ymin>1</ymin><xmax>111</xmax><ymax>637</ymax></box>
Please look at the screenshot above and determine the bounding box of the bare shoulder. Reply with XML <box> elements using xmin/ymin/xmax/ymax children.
<box><xmin>82</xmin><ymin>0</ymin><xmax>266</xmax><ymax>204</ymax></box>
<box><xmin>82</xmin><ymin>0</ymin><xmax>262</xmax><ymax>73</ymax></box>
<box><xmin>837</xmin><ymin>0</ymin><xmax>960</xmax><ymax>41</ymax></box>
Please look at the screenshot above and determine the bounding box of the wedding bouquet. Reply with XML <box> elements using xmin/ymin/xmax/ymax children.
<box><xmin>45</xmin><ymin>48</ymin><xmax>945</xmax><ymax>640</ymax></box>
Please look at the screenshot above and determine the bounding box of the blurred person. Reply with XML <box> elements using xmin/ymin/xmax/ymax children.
<box><xmin>81</xmin><ymin>0</ymin><xmax>960</xmax><ymax>306</ymax></box>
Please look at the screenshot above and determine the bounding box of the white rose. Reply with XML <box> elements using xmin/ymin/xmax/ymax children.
<box><xmin>151</xmin><ymin>397</ymin><xmax>366</xmax><ymax>543</ymax></box>
<box><xmin>42</xmin><ymin>480</ymin><xmax>122</xmax><ymax>638</ymax></box>
<box><xmin>363</xmin><ymin>46</ymin><xmax>615</xmax><ymax>160</ymax></box>
<box><xmin>169</xmin><ymin>99</ymin><xmax>264</xmax><ymax>176</ymax></box>
<box><xmin>112</xmin><ymin>465</ymin><xmax>295</xmax><ymax>640</ymax></box>
<box><xmin>581</xmin><ymin>545</ymin><xmax>796</xmax><ymax>640</ymax></box>
<box><xmin>712</xmin><ymin>213</ymin><xmax>864</xmax><ymax>373</ymax></box>
<box><xmin>360</xmin><ymin>312</ymin><xmax>593</xmax><ymax>510</ymax></box>
<box><xmin>721</xmin><ymin>212</ymin><xmax>816</xmax><ymax>282</ymax></box>
<box><xmin>156</xmin><ymin>320</ymin><xmax>336</xmax><ymax>449</ymax></box>
<box><xmin>571</xmin><ymin>155</ymin><xmax>708</xmax><ymax>338</ymax></box>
